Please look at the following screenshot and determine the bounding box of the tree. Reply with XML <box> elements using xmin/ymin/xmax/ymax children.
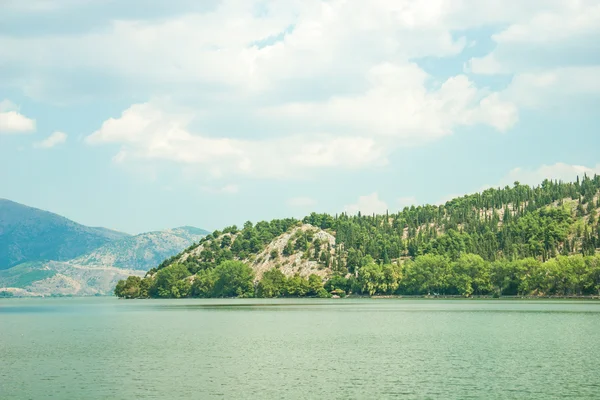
<box><xmin>325</xmin><ymin>276</ymin><xmax>351</xmax><ymax>294</ymax></box>
<box><xmin>381</xmin><ymin>263</ymin><xmax>402</xmax><ymax>294</ymax></box>
<box><xmin>212</xmin><ymin>261</ymin><xmax>255</xmax><ymax>298</ymax></box>
<box><xmin>192</xmin><ymin>269</ymin><xmax>217</xmax><ymax>298</ymax></box>
<box><xmin>402</xmin><ymin>254</ymin><xmax>450</xmax><ymax>295</ymax></box>
<box><xmin>490</xmin><ymin>259</ymin><xmax>520</xmax><ymax>296</ymax></box>
<box><xmin>585</xmin><ymin>255</ymin><xmax>600</xmax><ymax>295</ymax></box>
<box><xmin>150</xmin><ymin>264</ymin><xmax>191</xmax><ymax>298</ymax></box>
<box><xmin>307</xmin><ymin>274</ymin><xmax>324</xmax><ymax>296</ymax></box>
<box><xmin>285</xmin><ymin>274</ymin><xmax>309</xmax><ymax>296</ymax></box>
<box><xmin>257</xmin><ymin>269</ymin><xmax>287</xmax><ymax>298</ymax></box>
<box><xmin>221</xmin><ymin>235</ymin><xmax>232</xmax><ymax>248</ymax></box>
<box><xmin>357</xmin><ymin>261</ymin><xmax>384</xmax><ymax>296</ymax></box>
<box><xmin>282</xmin><ymin>240</ymin><xmax>294</xmax><ymax>257</ymax></box>
<box><xmin>115</xmin><ymin>276</ymin><xmax>143</xmax><ymax>298</ymax></box>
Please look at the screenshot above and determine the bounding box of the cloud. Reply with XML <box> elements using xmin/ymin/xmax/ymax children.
<box><xmin>0</xmin><ymin>100</ymin><xmax>36</xmax><ymax>134</ymax></box>
<box><xmin>464</xmin><ymin>1</ymin><xmax>600</xmax><ymax>114</ymax></box>
<box><xmin>287</xmin><ymin>197</ymin><xmax>317</xmax><ymax>208</ymax></box>
<box><xmin>0</xmin><ymin>1</ymin><xmax>468</xmax><ymax>93</ymax></box>
<box><xmin>263</xmin><ymin>63</ymin><xmax>517</xmax><ymax>143</ymax></box>
<box><xmin>82</xmin><ymin>69</ymin><xmax>515</xmax><ymax>180</ymax></box>
<box><xmin>344</xmin><ymin>193</ymin><xmax>388</xmax><ymax>216</ymax></box>
<box><xmin>201</xmin><ymin>184</ymin><xmax>239</xmax><ymax>194</ymax></box>
<box><xmin>495</xmin><ymin>163</ymin><xmax>600</xmax><ymax>188</ymax></box>
<box><xmin>2</xmin><ymin>0</ymin><xmax>588</xmax><ymax>90</ymax></box>
<box><xmin>2</xmin><ymin>0</ymin><xmax>85</xmax><ymax>12</ymax></box>
<box><xmin>502</xmin><ymin>67</ymin><xmax>600</xmax><ymax>109</ymax></box>
<box><xmin>467</xmin><ymin>1</ymin><xmax>600</xmax><ymax>81</ymax></box>
<box><xmin>492</xmin><ymin>2</ymin><xmax>600</xmax><ymax>46</ymax></box>
<box><xmin>3</xmin><ymin>0</ymin><xmax>597</xmax><ymax>184</ymax></box>
<box><xmin>85</xmin><ymin>101</ymin><xmax>388</xmax><ymax>179</ymax></box>
<box><xmin>34</xmin><ymin>131</ymin><xmax>68</xmax><ymax>148</ymax></box>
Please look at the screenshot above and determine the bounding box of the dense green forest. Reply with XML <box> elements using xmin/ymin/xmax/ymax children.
<box><xmin>116</xmin><ymin>176</ymin><xmax>600</xmax><ymax>299</ymax></box>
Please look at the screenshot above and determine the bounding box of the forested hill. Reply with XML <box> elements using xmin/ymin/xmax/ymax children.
<box><xmin>115</xmin><ymin>176</ymin><xmax>600</xmax><ymax>299</ymax></box>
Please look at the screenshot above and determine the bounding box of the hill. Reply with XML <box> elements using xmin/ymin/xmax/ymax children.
<box><xmin>116</xmin><ymin>176</ymin><xmax>600</xmax><ymax>299</ymax></box>
<box><xmin>0</xmin><ymin>199</ymin><xmax>128</xmax><ymax>269</ymax></box>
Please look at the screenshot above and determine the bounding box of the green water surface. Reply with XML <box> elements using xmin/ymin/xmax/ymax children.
<box><xmin>1</xmin><ymin>298</ymin><xmax>599</xmax><ymax>399</ymax></box>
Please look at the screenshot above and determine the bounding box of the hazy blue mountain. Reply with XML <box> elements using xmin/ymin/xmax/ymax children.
<box><xmin>0</xmin><ymin>200</ymin><xmax>208</xmax><ymax>295</ymax></box>
<box><xmin>0</xmin><ymin>227</ymin><xmax>207</xmax><ymax>296</ymax></box>
<box><xmin>0</xmin><ymin>199</ymin><xmax>129</xmax><ymax>269</ymax></box>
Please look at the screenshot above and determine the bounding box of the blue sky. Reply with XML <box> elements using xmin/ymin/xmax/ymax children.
<box><xmin>1</xmin><ymin>0</ymin><xmax>599</xmax><ymax>234</ymax></box>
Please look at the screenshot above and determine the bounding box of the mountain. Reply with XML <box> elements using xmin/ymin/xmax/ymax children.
<box><xmin>0</xmin><ymin>261</ymin><xmax>142</xmax><ymax>297</ymax></box>
<box><xmin>0</xmin><ymin>199</ymin><xmax>209</xmax><ymax>296</ymax></box>
<box><xmin>116</xmin><ymin>176</ymin><xmax>600</xmax><ymax>299</ymax></box>
<box><xmin>71</xmin><ymin>226</ymin><xmax>209</xmax><ymax>270</ymax></box>
<box><xmin>0</xmin><ymin>226</ymin><xmax>208</xmax><ymax>296</ymax></box>
<box><xmin>0</xmin><ymin>199</ymin><xmax>129</xmax><ymax>269</ymax></box>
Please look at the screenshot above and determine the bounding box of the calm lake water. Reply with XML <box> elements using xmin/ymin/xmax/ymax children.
<box><xmin>1</xmin><ymin>298</ymin><xmax>600</xmax><ymax>399</ymax></box>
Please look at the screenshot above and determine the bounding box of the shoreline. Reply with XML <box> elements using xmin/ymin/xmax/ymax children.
<box><xmin>3</xmin><ymin>294</ymin><xmax>600</xmax><ymax>300</ymax></box>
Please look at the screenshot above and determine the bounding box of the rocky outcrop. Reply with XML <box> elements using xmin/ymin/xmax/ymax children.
<box><xmin>250</xmin><ymin>224</ymin><xmax>335</xmax><ymax>280</ymax></box>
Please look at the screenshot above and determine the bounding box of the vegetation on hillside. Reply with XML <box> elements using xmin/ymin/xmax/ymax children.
<box><xmin>116</xmin><ymin>176</ymin><xmax>600</xmax><ymax>299</ymax></box>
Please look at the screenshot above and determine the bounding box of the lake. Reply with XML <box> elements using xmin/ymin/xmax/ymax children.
<box><xmin>1</xmin><ymin>298</ymin><xmax>599</xmax><ymax>399</ymax></box>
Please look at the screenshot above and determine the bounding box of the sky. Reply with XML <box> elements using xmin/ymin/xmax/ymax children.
<box><xmin>1</xmin><ymin>0</ymin><xmax>599</xmax><ymax>234</ymax></box>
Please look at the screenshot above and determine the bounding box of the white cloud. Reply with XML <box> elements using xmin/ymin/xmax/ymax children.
<box><xmin>2</xmin><ymin>0</ymin><xmax>586</xmax><ymax>89</ymax></box>
<box><xmin>0</xmin><ymin>100</ymin><xmax>16</xmax><ymax>111</ymax></box>
<box><xmin>502</xmin><ymin>67</ymin><xmax>600</xmax><ymax>109</ymax></box>
<box><xmin>1</xmin><ymin>1</ymin><xmax>595</xmax><ymax>106</ymax></box>
<box><xmin>2</xmin><ymin>0</ymin><xmax>87</xmax><ymax>12</ymax></box>
<box><xmin>495</xmin><ymin>163</ymin><xmax>600</xmax><ymax>188</ymax></box>
<box><xmin>287</xmin><ymin>197</ymin><xmax>317</xmax><ymax>207</ymax></box>
<box><xmin>345</xmin><ymin>193</ymin><xmax>388</xmax><ymax>216</ymax></box>
<box><xmin>34</xmin><ymin>131</ymin><xmax>68</xmax><ymax>148</ymax></box>
<box><xmin>86</xmin><ymin>101</ymin><xmax>387</xmax><ymax>179</ymax></box>
<box><xmin>0</xmin><ymin>100</ymin><xmax>36</xmax><ymax>134</ymax></box>
<box><xmin>201</xmin><ymin>184</ymin><xmax>239</xmax><ymax>194</ymax></box>
<box><xmin>263</xmin><ymin>63</ymin><xmax>517</xmax><ymax>143</ymax></box>
<box><xmin>468</xmin><ymin>1</ymin><xmax>600</xmax><ymax>79</ymax></box>
<box><xmin>492</xmin><ymin>2</ymin><xmax>600</xmax><ymax>45</ymax></box>
<box><xmin>3</xmin><ymin>0</ymin><xmax>597</xmax><ymax>182</ymax></box>
<box><xmin>464</xmin><ymin>1</ymin><xmax>600</xmax><ymax>114</ymax></box>
<box><xmin>0</xmin><ymin>1</ymin><xmax>469</xmax><ymax>93</ymax></box>
<box><xmin>466</xmin><ymin>53</ymin><xmax>507</xmax><ymax>75</ymax></box>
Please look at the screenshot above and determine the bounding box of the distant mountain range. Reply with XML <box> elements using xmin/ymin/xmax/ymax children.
<box><xmin>0</xmin><ymin>199</ymin><xmax>208</xmax><ymax>296</ymax></box>
<box><xmin>0</xmin><ymin>199</ymin><xmax>129</xmax><ymax>269</ymax></box>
